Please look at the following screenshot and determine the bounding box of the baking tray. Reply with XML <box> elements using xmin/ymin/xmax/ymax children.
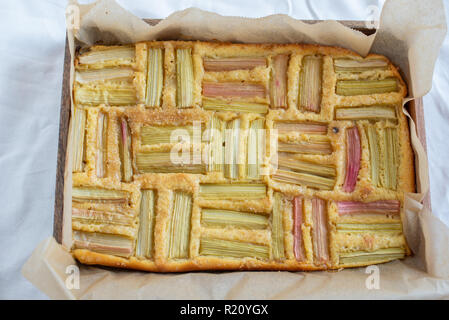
<box><xmin>53</xmin><ymin>19</ymin><xmax>431</xmax><ymax>243</ymax></box>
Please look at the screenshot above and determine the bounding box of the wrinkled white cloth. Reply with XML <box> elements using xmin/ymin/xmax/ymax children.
<box><xmin>0</xmin><ymin>0</ymin><xmax>447</xmax><ymax>299</ymax></box>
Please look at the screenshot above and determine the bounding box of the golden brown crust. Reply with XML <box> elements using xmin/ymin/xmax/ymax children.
<box><xmin>74</xmin><ymin>249</ymin><xmax>332</xmax><ymax>272</ymax></box>
<box><xmin>70</xmin><ymin>41</ymin><xmax>414</xmax><ymax>272</ymax></box>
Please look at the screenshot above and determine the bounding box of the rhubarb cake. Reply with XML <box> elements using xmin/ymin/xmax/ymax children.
<box><xmin>69</xmin><ymin>41</ymin><xmax>414</xmax><ymax>272</ymax></box>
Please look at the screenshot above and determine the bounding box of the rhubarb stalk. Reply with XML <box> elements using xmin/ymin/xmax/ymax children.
<box><xmin>72</xmin><ymin>207</ymin><xmax>133</xmax><ymax>226</ymax></box>
<box><xmin>277</xmin><ymin>137</ymin><xmax>332</xmax><ymax>155</ymax></box>
<box><xmin>136</xmin><ymin>151</ymin><xmax>206</xmax><ymax>174</ymax></box>
<box><xmin>200</xmin><ymin>238</ymin><xmax>269</xmax><ymax>259</ymax></box>
<box><xmin>293</xmin><ymin>197</ymin><xmax>305</xmax><ymax>262</ymax></box>
<box><xmin>96</xmin><ymin>112</ymin><xmax>107</xmax><ymax>178</ymax></box>
<box><xmin>343</xmin><ymin>127</ymin><xmax>361</xmax><ymax>192</ymax></box>
<box><xmin>366</xmin><ymin>125</ymin><xmax>380</xmax><ymax>186</ymax></box>
<box><xmin>203</xmin><ymin>57</ymin><xmax>266</xmax><ymax>71</ymax></box>
<box><xmin>202</xmin><ymin>98</ymin><xmax>268</xmax><ymax>114</ymax></box>
<box><xmin>176</xmin><ymin>48</ymin><xmax>194</xmax><ymax>108</ymax></box>
<box><xmin>336</xmin><ymin>78</ymin><xmax>398</xmax><ymax>96</ymax></box>
<box><xmin>207</xmin><ymin>115</ymin><xmax>225</xmax><ymax>172</ymax></box>
<box><xmin>146</xmin><ymin>48</ymin><xmax>164</xmax><ymax>107</ymax></box>
<box><xmin>168</xmin><ymin>191</ymin><xmax>192</xmax><ymax>259</ymax></box>
<box><xmin>311</xmin><ymin>198</ymin><xmax>329</xmax><ymax>265</ymax></box>
<box><xmin>201</xmin><ymin>209</ymin><xmax>268</xmax><ymax>230</ymax></box>
<box><xmin>203</xmin><ymin>82</ymin><xmax>266</xmax><ymax>99</ymax></box>
<box><xmin>274</xmin><ymin>121</ymin><xmax>327</xmax><ymax>135</ymax></box>
<box><xmin>271</xmin><ymin>193</ymin><xmax>285</xmax><ymax>260</ymax></box>
<box><xmin>198</xmin><ymin>184</ymin><xmax>266</xmax><ymax>200</ymax></box>
<box><xmin>384</xmin><ymin>127</ymin><xmax>398</xmax><ymax>190</ymax></box>
<box><xmin>339</xmin><ymin>248</ymin><xmax>405</xmax><ymax>265</ymax></box>
<box><xmin>72</xmin><ymin>187</ymin><xmax>129</xmax><ymax>204</ymax></box>
<box><xmin>270</xmin><ymin>54</ymin><xmax>288</xmax><ymax>108</ymax></box>
<box><xmin>333</xmin><ymin>58</ymin><xmax>388</xmax><ymax>73</ymax></box>
<box><xmin>224</xmin><ymin>118</ymin><xmax>240</xmax><ymax>179</ymax></box>
<box><xmin>119</xmin><ymin>118</ymin><xmax>133</xmax><ymax>182</ymax></box>
<box><xmin>335</xmin><ymin>106</ymin><xmax>396</xmax><ymax>121</ymax></box>
<box><xmin>72</xmin><ymin>107</ymin><xmax>86</xmax><ymax>173</ymax></box>
<box><xmin>299</xmin><ymin>55</ymin><xmax>322</xmax><ymax>113</ymax></box>
<box><xmin>336</xmin><ymin>200</ymin><xmax>400</xmax><ymax>217</ymax></box>
<box><xmin>73</xmin><ymin>231</ymin><xmax>134</xmax><ymax>258</ymax></box>
<box><xmin>136</xmin><ymin>190</ymin><xmax>155</xmax><ymax>258</ymax></box>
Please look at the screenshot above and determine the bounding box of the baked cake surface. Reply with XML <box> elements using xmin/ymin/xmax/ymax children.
<box><xmin>69</xmin><ymin>41</ymin><xmax>414</xmax><ymax>272</ymax></box>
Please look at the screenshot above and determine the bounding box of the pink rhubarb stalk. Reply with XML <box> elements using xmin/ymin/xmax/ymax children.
<box><xmin>73</xmin><ymin>231</ymin><xmax>134</xmax><ymax>258</ymax></box>
<box><xmin>202</xmin><ymin>82</ymin><xmax>266</xmax><ymax>98</ymax></box>
<box><xmin>343</xmin><ymin>127</ymin><xmax>361</xmax><ymax>192</ymax></box>
<box><xmin>293</xmin><ymin>197</ymin><xmax>305</xmax><ymax>262</ymax></box>
<box><xmin>336</xmin><ymin>200</ymin><xmax>400</xmax><ymax>217</ymax></box>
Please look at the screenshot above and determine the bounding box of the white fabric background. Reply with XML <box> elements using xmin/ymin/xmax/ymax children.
<box><xmin>0</xmin><ymin>0</ymin><xmax>447</xmax><ymax>299</ymax></box>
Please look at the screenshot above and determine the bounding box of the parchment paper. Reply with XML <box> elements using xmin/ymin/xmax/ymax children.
<box><xmin>22</xmin><ymin>0</ymin><xmax>449</xmax><ymax>299</ymax></box>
